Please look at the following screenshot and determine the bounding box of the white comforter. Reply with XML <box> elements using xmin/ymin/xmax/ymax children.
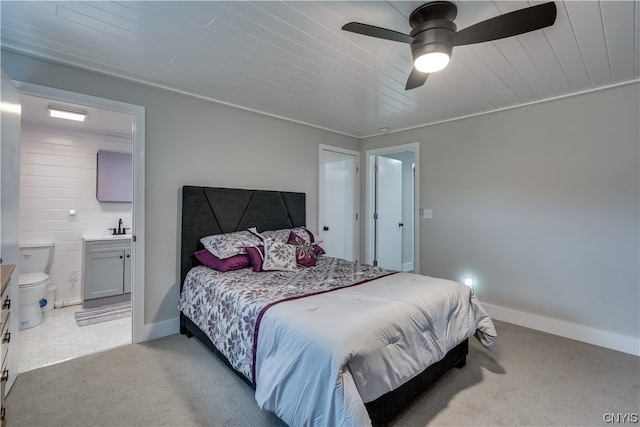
<box><xmin>254</xmin><ymin>272</ymin><xmax>496</xmax><ymax>427</ymax></box>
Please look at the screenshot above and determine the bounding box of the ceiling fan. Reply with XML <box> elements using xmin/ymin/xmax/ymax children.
<box><xmin>342</xmin><ymin>1</ymin><xmax>557</xmax><ymax>90</ymax></box>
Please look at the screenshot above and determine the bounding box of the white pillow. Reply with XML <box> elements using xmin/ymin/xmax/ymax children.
<box><xmin>261</xmin><ymin>238</ymin><xmax>298</xmax><ymax>272</ymax></box>
<box><xmin>260</xmin><ymin>228</ymin><xmax>290</xmax><ymax>243</ymax></box>
<box><xmin>200</xmin><ymin>228</ymin><xmax>262</xmax><ymax>259</ymax></box>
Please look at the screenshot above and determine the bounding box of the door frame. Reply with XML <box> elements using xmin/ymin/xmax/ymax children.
<box><xmin>13</xmin><ymin>81</ymin><xmax>145</xmax><ymax>343</ymax></box>
<box><xmin>2</xmin><ymin>69</ymin><xmax>22</xmax><ymax>393</ymax></box>
<box><xmin>365</xmin><ymin>143</ymin><xmax>420</xmax><ymax>273</ymax></box>
<box><xmin>318</xmin><ymin>144</ymin><xmax>360</xmax><ymax>262</ymax></box>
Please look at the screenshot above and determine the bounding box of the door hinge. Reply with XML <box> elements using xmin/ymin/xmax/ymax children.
<box><xmin>355</xmin><ymin>213</ymin><xmax>358</xmax><ymax>220</ymax></box>
<box><xmin>373</xmin><ymin>213</ymin><xmax>378</xmax><ymax>220</ymax></box>
<box><xmin>132</xmin><ymin>235</ymin><xmax>136</xmax><ymax>242</ymax></box>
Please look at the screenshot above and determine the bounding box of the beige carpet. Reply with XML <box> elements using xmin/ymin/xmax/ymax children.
<box><xmin>7</xmin><ymin>320</ymin><xmax>639</xmax><ymax>426</ymax></box>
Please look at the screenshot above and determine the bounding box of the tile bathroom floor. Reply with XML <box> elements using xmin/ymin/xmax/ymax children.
<box><xmin>18</xmin><ymin>305</ymin><xmax>131</xmax><ymax>372</ymax></box>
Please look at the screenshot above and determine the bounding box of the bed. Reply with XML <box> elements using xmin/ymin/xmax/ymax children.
<box><xmin>179</xmin><ymin>185</ymin><xmax>496</xmax><ymax>426</ymax></box>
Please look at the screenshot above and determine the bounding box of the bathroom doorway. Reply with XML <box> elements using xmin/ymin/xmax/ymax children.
<box><xmin>14</xmin><ymin>83</ymin><xmax>145</xmax><ymax>371</ymax></box>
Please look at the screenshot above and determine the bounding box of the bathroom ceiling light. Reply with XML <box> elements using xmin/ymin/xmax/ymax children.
<box><xmin>49</xmin><ymin>106</ymin><xmax>86</xmax><ymax>122</ymax></box>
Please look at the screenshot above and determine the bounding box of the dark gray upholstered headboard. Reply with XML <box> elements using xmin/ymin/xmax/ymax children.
<box><xmin>180</xmin><ymin>186</ymin><xmax>306</xmax><ymax>288</ymax></box>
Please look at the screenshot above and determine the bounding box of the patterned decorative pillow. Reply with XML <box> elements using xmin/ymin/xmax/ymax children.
<box><xmin>259</xmin><ymin>227</ymin><xmax>321</xmax><ymax>245</ymax></box>
<box><xmin>294</xmin><ymin>244</ymin><xmax>318</xmax><ymax>267</ymax></box>
<box><xmin>287</xmin><ymin>231</ymin><xmax>326</xmax><ymax>267</ymax></box>
<box><xmin>200</xmin><ymin>229</ymin><xmax>262</xmax><ymax>259</ymax></box>
<box><xmin>287</xmin><ymin>229</ymin><xmax>310</xmax><ymax>246</ymax></box>
<box><xmin>289</xmin><ymin>227</ymin><xmax>321</xmax><ymax>245</ymax></box>
<box><xmin>262</xmin><ymin>239</ymin><xmax>299</xmax><ymax>272</ymax></box>
<box><xmin>260</xmin><ymin>228</ymin><xmax>292</xmax><ymax>243</ymax></box>
<box><xmin>194</xmin><ymin>249</ymin><xmax>251</xmax><ymax>272</ymax></box>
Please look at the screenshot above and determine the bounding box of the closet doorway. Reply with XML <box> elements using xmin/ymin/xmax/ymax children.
<box><xmin>365</xmin><ymin>143</ymin><xmax>419</xmax><ymax>273</ymax></box>
<box><xmin>318</xmin><ymin>145</ymin><xmax>359</xmax><ymax>262</ymax></box>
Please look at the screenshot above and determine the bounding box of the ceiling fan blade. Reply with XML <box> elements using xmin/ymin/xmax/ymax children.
<box><xmin>453</xmin><ymin>2</ymin><xmax>557</xmax><ymax>47</ymax></box>
<box><xmin>405</xmin><ymin>68</ymin><xmax>429</xmax><ymax>90</ymax></box>
<box><xmin>342</xmin><ymin>22</ymin><xmax>413</xmax><ymax>44</ymax></box>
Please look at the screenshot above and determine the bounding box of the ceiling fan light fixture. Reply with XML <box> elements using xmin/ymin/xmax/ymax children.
<box><xmin>342</xmin><ymin>1</ymin><xmax>557</xmax><ymax>90</ymax></box>
<box><xmin>414</xmin><ymin>51</ymin><xmax>450</xmax><ymax>73</ymax></box>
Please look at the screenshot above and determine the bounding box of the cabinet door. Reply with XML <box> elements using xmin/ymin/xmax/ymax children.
<box><xmin>84</xmin><ymin>251</ymin><xmax>125</xmax><ymax>299</ymax></box>
<box><xmin>123</xmin><ymin>249</ymin><xmax>131</xmax><ymax>294</ymax></box>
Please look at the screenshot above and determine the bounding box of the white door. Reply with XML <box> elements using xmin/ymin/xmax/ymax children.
<box><xmin>1</xmin><ymin>69</ymin><xmax>21</xmax><ymax>392</ymax></box>
<box><xmin>319</xmin><ymin>146</ymin><xmax>358</xmax><ymax>261</ymax></box>
<box><xmin>375</xmin><ymin>155</ymin><xmax>403</xmax><ymax>271</ymax></box>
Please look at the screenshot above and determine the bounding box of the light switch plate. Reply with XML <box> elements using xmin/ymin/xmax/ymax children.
<box><xmin>422</xmin><ymin>209</ymin><xmax>433</xmax><ymax>219</ymax></box>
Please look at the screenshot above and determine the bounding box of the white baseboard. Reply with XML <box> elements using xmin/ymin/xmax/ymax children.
<box><xmin>139</xmin><ymin>317</ymin><xmax>180</xmax><ymax>342</ymax></box>
<box><xmin>54</xmin><ymin>297</ymin><xmax>82</xmax><ymax>308</ymax></box>
<box><xmin>483</xmin><ymin>303</ymin><xmax>640</xmax><ymax>356</ymax></box>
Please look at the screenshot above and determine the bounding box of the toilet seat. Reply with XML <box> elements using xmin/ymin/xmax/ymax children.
<box><xmin>19</xmin><ymin>272</ymin><xmax>50</xmax><ymax>288</ymax></box>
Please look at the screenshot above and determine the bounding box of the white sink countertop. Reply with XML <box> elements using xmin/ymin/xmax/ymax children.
<box><xmin>82</xmin><ymin>232</ymin><xmax>132</xmax><ymax>241</ymax></box>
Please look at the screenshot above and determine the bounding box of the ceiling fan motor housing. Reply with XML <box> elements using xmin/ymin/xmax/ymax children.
<box><xmin>408</xmin><ymin>1</ymin><xmax>458</xmax><ymax>64</ymax></box>
<box><xmin>410</xmin><ymin>19</ymin><xmax>456</xmax><ymax>63</ymax></box>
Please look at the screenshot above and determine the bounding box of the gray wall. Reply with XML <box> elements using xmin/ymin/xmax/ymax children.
<box><xmin>360</xmin><ymin>83</ymin><xmax>640</xmax><ymax>340</ymax></box>
<box><xmin>2</xmin><ymin>50</ymin><xmax>358</xmax><ymax>326</ymax></box>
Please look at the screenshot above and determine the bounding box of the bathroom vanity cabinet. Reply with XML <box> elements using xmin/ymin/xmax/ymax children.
<box><xmin>82</xmin><ymin>236</ymin><xmax>131</xmax><ymax>308</ymax></box>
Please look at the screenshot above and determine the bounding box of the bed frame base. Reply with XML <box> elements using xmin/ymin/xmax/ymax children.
<box><xmin>180</xmin><ymin>313</ymin><xmax>468</xmax><ymax>426</ymax></box>
<box><xmin>365</xmin><ymin>339</ymin><xmax>468</xmax><ymax>426</ymax></box>
<box><xmin>180</xmin><ymin>313</ymin><xmax>256</xmax><ymax>388</ymax></box>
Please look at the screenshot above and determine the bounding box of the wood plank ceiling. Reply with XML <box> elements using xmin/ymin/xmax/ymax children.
<box><xmin>1</xmin><ymin>1</ymin><xmax>638</xmax><ymax>138</ymax></box>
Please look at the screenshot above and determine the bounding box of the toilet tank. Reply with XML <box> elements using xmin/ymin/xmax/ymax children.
<box><xmin>19</xmin><ymin>243</ymin><xmax>55</xmax><ymax>275</ymax></box>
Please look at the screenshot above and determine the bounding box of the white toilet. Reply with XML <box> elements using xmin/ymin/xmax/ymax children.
<box><xmin>19</xmin><ymin>243</ymin><xmax>54</xmax><ymax>330</ymax></box>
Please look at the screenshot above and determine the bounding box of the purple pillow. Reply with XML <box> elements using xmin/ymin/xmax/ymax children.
<box><xmin>287</xmin><ymin>231</ymin><xmax>307</xmax><ymax>246</ymax></box>
<box><xmin>245</xmin><ymin>246</ymin><xmax>265</xmax><ymax>272</ymax></box>
<box><xmin>287</xmin><ymin>228</ymin><xmax>318</xmax><ymax>246</ymax></box>
<box><xmin>294</xmin><ymin>244</ymin><xmax>317</xmax><ymax>267</ymax></box>
<box><xmin>287</xmin><ymin>231</ymin><xmax>325</xmax><ymax>267</ymax></box>
<box><xmin>194</xmin><ymin>249</ymin><xmax>250</xmax><ymax>272</ymax></box>
<box><xmin>313</xmin><ymin>245</ymin><xmax>326</xmax><ymax>256</ymax></box>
